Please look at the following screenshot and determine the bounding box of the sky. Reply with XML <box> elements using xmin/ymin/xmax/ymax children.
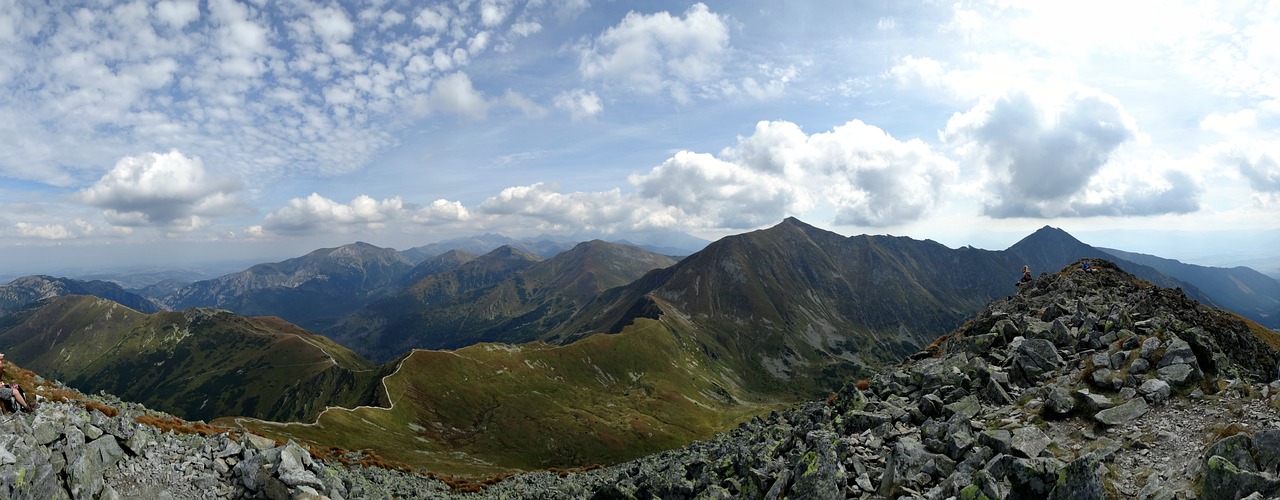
<box><xmin>2</xmin><ymin>0</ymin><xmax>1280</xmax><ymax>277</ymax></box>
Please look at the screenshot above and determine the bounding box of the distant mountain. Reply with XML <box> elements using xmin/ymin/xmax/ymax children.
<box><xmin>398</xmin><ymin>230</ymin><xmax>709</xmax><ymax>264</ymax></box>
<box><xmin>609</xmin><ymin>229</ymin><xmax>711</xmax><ymax>255</ymax></box>
<box><xmin>132</xmin><ymin>278</ymin><xmax>190</xmax><ymax>299</ymax></box>
<box><xmin>397</xmin><ymin>249</ymin><xmax>478</xmax><ymax>286</ymax></box>
<box><xmin>542</xmin><ymin>219</ymin><xmax>1224</xmax><ymax>398</ymax></box>
<box><xmin>547</xmin><ymin>218</ymin><xmax>1015</xmax><ymax>396</ymax></box>
<box><xmin>0</xmin><ymin>275</ymin><xmax>161</xmax><ymax>315</ymax></box>
<box><xmin>163</xmin><ymin>242</ymin><xmax>414</xmax><ymax>329</ymax></box>
<box><xmin>71</xmin><ymin>268</ymin><xmax>212</xmax><ymax>290</ymax></box>
<box><xmin>328</xmin><ymin>241</ymin><xmax>677</xmax><ymax>362</ymax></box>
<box><xmin>399</xmin><ymin>234</ymin><xmax>573</xmax><ymax>262</ymax></box>
<box><xmin>0</xmin><ymin>295</ymin><xmax>389</xmax><ymax>422</ymax></box>
<box><xmin>1006</xmin><ymin>226</ymin><xmax>1212</xmax><ymax>304</ymax></box>
<box><xmin>1100</xmin><ymin>247</ymin><xmax>1280</xmax><ymax>328</ymax></box>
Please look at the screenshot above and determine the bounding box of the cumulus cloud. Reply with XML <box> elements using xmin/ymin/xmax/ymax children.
<box><xmin>260</xmin><ymin>193</ymin><xmax>470</xmax><ymax>235</ymax></box>
<box><xmin>1067</xmin><ymin>159</ymin><xmax>1202</xmax><ymax>216</ymax></box>
<box><xmin>14</xmin><ymin>220</ymin><xmax>89</xmax><ymax>240</ymax></box>
<box><xmin>630</xmin><ymin>151</ymin><xmax>809</xmax><ymax>228</ymax></box>
<box><xmin>944</xmin><ymin>88</ymin><xmax>1146</xmax><ymax>217</ymax></box>
<box><xmin>476</xmin><ymin>183</ymin><xmax>679</xmax><ymax>233</ymax></box>
<box><xmin>464</xmin><ymin>118</ymin><xmax>957</xmax><ymax>231</ymax></box>
<box><xmin>154</xmin><ymin>0</ymin><xmax>200</xmax><ymax>29</ymax></box>
<box><xmin>554</xmin><ymin>89</ymin><xmax>603</xmax><ymax>120</ymax></box>
<box><xmin>578</xmin><ymin>3</ymin><xmax>729</xmax><ymax>98</ymax></box>
<box><xmin>77</xmin><ymin>150</ymin><xmax>246</xmax><ymax>228</ymax></box>
<box><xmin>722</xmin><ymin>120</ymin><xmax>958</xmax><ymax>227</ymax></box>
<box><xmin>1214</xmin><ymin>144</ymin><xmax>1280</xmax><ymax>193</ymax></box>
<box><xmin>429</xmin><ymin>72</ymin><xmax>491</xmax><ymax>119</ymax></box>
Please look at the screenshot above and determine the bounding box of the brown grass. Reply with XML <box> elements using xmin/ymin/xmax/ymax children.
<box><xmin>1206</xmin><ymin>422</ymin><xmax>1251</xmax><ymax>445</ymax></box>
<box><xmin>854</xmin><ymin>379</ymin><xmax>870</xmax><ymax>391</ymax></box>
<box><xmin>134</xmin><ymin>415</ymin><xmax>230</xmax><ymax>436</ymax></box>
<box><xmin>311</xmin><ymin>443</ymin><xmax>604</xmax><ymax>494</ymax></box>
<box><xmin>85</xmin><ymin>401</ymin><xmax>119</xmax><ymax>417</ymax></box>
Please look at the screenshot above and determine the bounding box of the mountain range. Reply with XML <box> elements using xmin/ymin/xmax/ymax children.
<box><xmin>326</xmin><ymin>240</ymin><xmax>680</xmax><ymax>362</ymax></box>
<box><xmin>1</xmin><ymin>218</ymin><xmax>1278</xmax><ymax>476</ymax></box>
<box><xmin>162</xmin><ymin>242</ymin><xmax>415</xmax><ymax>330</ymax></box>
<box><xmin>0</xmin><ymin>275</ymin><xmax>160</xmax><ymax>316</ymax></box>
<box><xmin>3</xmin><ymin>251</ymin><xmax>1278</xmax><ymax>498</ymax></box>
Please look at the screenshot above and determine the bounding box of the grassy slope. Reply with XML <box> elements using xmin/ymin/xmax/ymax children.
<box><xmin>228</xmin><ymin>318</ymin><xmax>779</xmax><ymax>476</ymax></box>
<box><xmin>0</xmin><ymin>295</ymin><xmax>387</xmax><ymax>422</ymax></box>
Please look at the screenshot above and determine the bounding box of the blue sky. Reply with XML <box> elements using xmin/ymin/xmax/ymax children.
<box><xmin>2</xmin><ymin>1</ymin><xmax>1279</xmax><ymax>275</ymax></box>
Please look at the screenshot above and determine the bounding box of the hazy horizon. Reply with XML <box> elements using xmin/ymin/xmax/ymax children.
<box><xmin>3</xmin><ymin>2</ymin><xmax>1279</xmax><ymax>278</ymax></box>
<box><xmin>3</xmin><ymin>222</ymin><xmax>1278</xmax><ymax>284</ymax></box>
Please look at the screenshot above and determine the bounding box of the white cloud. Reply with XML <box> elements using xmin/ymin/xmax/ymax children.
<box><xmin>1201</xmin><ymin>110</ymin><xmax>1258</xmax><ymax>135</ymax></box>
<box><xmin>310</xmin><ymin>6</ymin><xmax>354</xmax><ymax>45</ymax></box>
<box><xmin>261</xmin><ymin>193</ymin><xmax>471</xmax><ymax>235</ymax></box>
<box><xmin>741</xmin><ymin>64</ymin><xmax>797</xmax><ymax>100</ymax></box>
<box><xmin>379</xmin><ymin>10</ymin><xmax>406</xmax><ymax>29</ymax></box>
<box><xmin>553</xmin><ymin>89</ymin><xmax>602</xmax><ymax>120</ymax></box>
<box><xmin>1213</xmin><ymin>143</ymin><xmax>1280</xmax><ymax>193</ymax></box>
<box><xmin>2</xmin><ymin>0</ymin><xmax>567</xmax><ymax>194</ymax></box>
<box><xmin>578</xmin><ymin>3</ymin><xmax>729</xmax><ymax>97</ymax></box>
<box><xmin>15</xmin><ymin>222</ymin><xmax>79</xmax><ymax>240</ymax></box>
<box><xmin>725</xmin><ymin>120</ymin><xmax>958</xmax><ymax>227</ymax></box>
<box><xmin>477</xmin><ymin>183</ymin><xmax>670</xmax><ymax>232</ymax></box>
<box><xmin>943</xmin><ymin>87</ymin><xmax>1158</xmax><ymax>218</ymax></box>
<box><xmin>510</xmin><ymin>20</ymin><xmax>542</xmax><ymax>37</ymax></box>
<box><xmin>411</xmin><ymin>199</ymin><xmax>471</xmax><ymax>224</ymax></box>
<box><xmin>630</xmin><ymin>151</ymin><xmax>810</xmax><ymax>229</ymax></box>
<box><xmin>77</xmin><ymin>150</ymin><xmax>246</xmax><ymax>228</ymax></box>
<box><xmin>414</xmin><ymin>5</ymin><xmax>451</xmax><ymax>32</ymax></box>
<box><xmin>503</xmin><ymin>89</ymin><xmax>547</xmax><ymax>118</ymax></box>
<box><xmin>429</xmin><ymin>72</ymin><xmax>490</xmax><ymax>119</ymax></box>
<box><xmin>154</xmin><ymin>0</ymin><xmax>200</xmax><ymax>30</ymax></box>
<box><xmin>479</xmin><ymin>0</ymin><xmax>513</xmax><ymax>27</ymax></box>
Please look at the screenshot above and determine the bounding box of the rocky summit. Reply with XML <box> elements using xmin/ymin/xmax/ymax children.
<box><xmin>5</xmin><ymin>259</ymin><xmax>1280</xmax><ymax>499</ymax></box>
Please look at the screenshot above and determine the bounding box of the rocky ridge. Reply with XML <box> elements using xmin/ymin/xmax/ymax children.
<box><xmin>0</xmin><ymin>386</ymin><xmax>458</xmax><ymax>499</ymax></box>
<box><xmin>5</xmin><ymin>259</ymin><xmax>1280</xmax><ymax>499</ymax></box>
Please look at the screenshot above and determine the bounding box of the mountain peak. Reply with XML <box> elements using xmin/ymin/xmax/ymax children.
<box><xmin>777</xmin><ymin>216</ymin><xmax>814</xmax><ymax>229</ymax></box>
<box><xmin>1006</xmin><ymin>225</ymin><xmax>1087</xmax><ymax>253</ymax></box>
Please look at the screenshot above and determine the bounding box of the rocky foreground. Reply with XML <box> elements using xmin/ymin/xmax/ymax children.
<box><xmin>4</xmin><ymin>259</ymin><xmax>1280</xmax><ymax>499</ymax></box>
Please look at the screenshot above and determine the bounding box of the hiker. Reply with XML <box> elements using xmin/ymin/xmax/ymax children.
<box><xmin>0</xmin><ymin>353</ymin><xmax>35</xmax><ymax>413</ymax></box>
<box><xmin>1017</xmin><ymin>265</ymin><xmax>1032</xmax><ymax>286</ymax></box>
<box><xmin>1081</xmin><ymin>260</ymin><xmax>1092</xmax><ymax>272</ymax></box>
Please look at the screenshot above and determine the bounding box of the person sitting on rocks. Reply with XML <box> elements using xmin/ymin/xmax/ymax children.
<box><xmin>0</xmin><ymin>353</ymin><xmax>36</xmax><ymax>413</ymax></box>
<box><xmin>1017</xmin><ymin>265</ymin><xmax>1033</xmax><ymax>286</ymax></box>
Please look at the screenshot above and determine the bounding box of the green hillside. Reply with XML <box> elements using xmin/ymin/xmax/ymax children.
<box><xmin>228</xmin><ymin>318</ymin><xmax>778</xmax><ymax>476</ymax></box>
<box><xmin>0</xmin><ymin>295</ymin><xmax>389</xmax><ymax>422</ymax></box>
